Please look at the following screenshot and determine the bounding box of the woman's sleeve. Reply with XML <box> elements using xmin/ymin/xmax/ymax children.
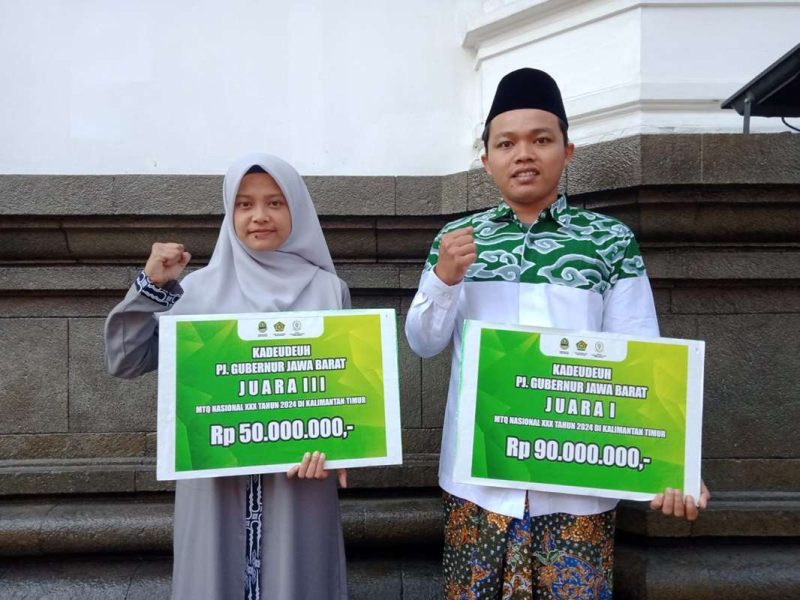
<box><xmin>105</xmin><ymin>272</ymin><xmax>183</xmax><ymax>379</ymax></box>
<box><xmin>339</xmin><ymin>279</ymin><xmax>352</xmax><ymax>309</ymax></box>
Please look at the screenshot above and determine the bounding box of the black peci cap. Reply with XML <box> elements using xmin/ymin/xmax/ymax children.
<box><xmin>486</xmin><ymin>68</ymin><xmax>568</xmax><ymax>127</ymax></box>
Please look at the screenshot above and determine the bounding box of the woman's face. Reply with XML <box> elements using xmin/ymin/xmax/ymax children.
<box><xmin>233</xmin><ymin>172</ymin><xmax>292</xmax><ymax>252</ymax></box>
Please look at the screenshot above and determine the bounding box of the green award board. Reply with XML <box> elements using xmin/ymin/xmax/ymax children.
<box><xmin>157</xmin><ymin>309</ymin><xmax>401</xmax><ymax>480</ymax></box>
<box><xmin>454</xmin><ymin>320</ymin><xmax>704</xmax><ymax>500</ymax></box>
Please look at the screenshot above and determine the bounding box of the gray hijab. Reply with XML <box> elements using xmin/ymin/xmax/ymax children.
<box><xmin>166</xmin><ymin>153</ymin><xmax>342</xmax><ymax>315</ymax></box>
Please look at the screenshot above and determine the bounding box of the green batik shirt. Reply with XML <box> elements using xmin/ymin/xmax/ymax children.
<box><xmin>405</xmin><ymin>194</ymin><xmax>660</xmax><ymax>518</ymax></box>
<box><xmin>424</xmin><ymin>195</ymin><xmax>646</xmax><ymax>294</ymax></box>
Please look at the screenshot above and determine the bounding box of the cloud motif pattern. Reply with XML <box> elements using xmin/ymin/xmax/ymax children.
<box><xmin>423</xmin><ymin>196</ymin><xmax>646</xmax><ymax>295</ymax></box>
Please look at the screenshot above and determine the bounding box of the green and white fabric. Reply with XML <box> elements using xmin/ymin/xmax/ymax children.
<box><xmin>405</xmin><ymin>195</ymin><xmax>659</xmax><ymax>519</ymax></box>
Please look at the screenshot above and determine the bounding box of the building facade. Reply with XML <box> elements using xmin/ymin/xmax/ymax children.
<box><xmin>1</xmin><ymin>1</ymin><xmax>799</xmax><ymax>597</ymax></box>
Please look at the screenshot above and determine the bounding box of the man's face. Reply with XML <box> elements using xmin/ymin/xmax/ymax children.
<box><xmin>481</xmin><ymin>109</ymin><xmax>574</xmax><ymax>216</ymax></box>
<box><xmin>233</xmin><ymin>173</ymin><xmax>292</xmax><ymax>252</ymax></box>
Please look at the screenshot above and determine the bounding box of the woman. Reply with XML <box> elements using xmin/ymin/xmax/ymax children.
<box><xmin>105</xmin><ymin>153</ymin><xmax>349</xmax><ymax>599</ymax></box>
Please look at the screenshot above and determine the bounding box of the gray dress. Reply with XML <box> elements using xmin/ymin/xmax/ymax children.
<box><xmin>105</xmin><ymin>281</ymin><xmax>349</xmax><ymax>600</ymax></box>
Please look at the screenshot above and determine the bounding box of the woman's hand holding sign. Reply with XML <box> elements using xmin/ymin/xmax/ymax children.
<box><xmin>144</xmin><ymin>242</ymin><xmax>191</xmax><ymax>287</ymax></box>
<box><xmin>434</xmin><ymin>227</ymin><xmax>477</xmax><ymax>286</ymax></box>
<box><xmin>287</xmin><ymin>451</ymin><xmax>348</xmax><ymax>488</ymax></box>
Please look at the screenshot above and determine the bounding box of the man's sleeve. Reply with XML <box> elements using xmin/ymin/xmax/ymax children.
<box><xmin>404</xmin><ymin>232</ymin><xmax>463</xmax><ymax>358</ymax></box>
<box><xmin>601</xmin><ymin>233</ymin><xmax>659</xmax><ymax>338</ymax></box>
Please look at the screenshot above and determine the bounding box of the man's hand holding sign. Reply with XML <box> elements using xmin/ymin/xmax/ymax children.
<box><xmin>651</xmin><ymin>483</ymin><xmax>711</xmax><ymax>521</ymax></box>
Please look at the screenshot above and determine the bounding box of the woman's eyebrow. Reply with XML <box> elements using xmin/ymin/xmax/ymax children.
<box><xmin>235</xmin><ymin>192</ymin><xmax>285</xmax><ymax>199</ymax></box>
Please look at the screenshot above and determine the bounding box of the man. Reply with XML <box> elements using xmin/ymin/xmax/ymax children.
<box><xmin>405</xmin><ymin>68</ymin><xmax>709</xmax><ymax>599</ymax></box>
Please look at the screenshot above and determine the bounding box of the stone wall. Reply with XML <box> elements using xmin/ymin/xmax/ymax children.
<box><xmin>1</xmin><ymin>134</ymin><xmax>799</xmax><ymax>598</ymax></box>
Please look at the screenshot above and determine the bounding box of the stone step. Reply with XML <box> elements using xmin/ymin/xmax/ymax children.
<box><xmin>1</xmin><ymin>540</ymin><xmax>799</xmax><ymax>599</ymax></box>
<box><xmin>0</xmin><ymin>555</ymin><xmax>442</xmax><ymax>600</ymax></box>
<box><xmin>2</xmin><ymin>491</ymin><xmax>800</xmax><ymax>559</ymax></box>
<box><xmin>4</xmin><ymin>250</ymin><xmax>800</xmax><ymax>297</ymax></box>
<box><xmin>614</xmin><ymin>538</ymin><xmax>800</xmax><ymax>600</ymax></box>
<box><xmin>0</xmin><ymin>493</ymin><xmax>443</xmax><ymax>558</ymax></box>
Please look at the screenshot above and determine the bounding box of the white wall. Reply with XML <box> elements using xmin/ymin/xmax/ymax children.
<box><xmin>467</xmin><ymin>0</ymin><xmax>800</xmax><ymax>148</ymax></box>
<box><xmin>476</xmin><ymin>5</ymin><xmax>644</xmax><ymax>141</ymax></box>
<box><xmin>0</xmin><ymin>0</ymin><xmax>480</xmax><ymax>175</ymax></box>
<box><xmin>2</xmin><ymin>0</ymin><xmax>797</xmax><ymax>176</ymax></box>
